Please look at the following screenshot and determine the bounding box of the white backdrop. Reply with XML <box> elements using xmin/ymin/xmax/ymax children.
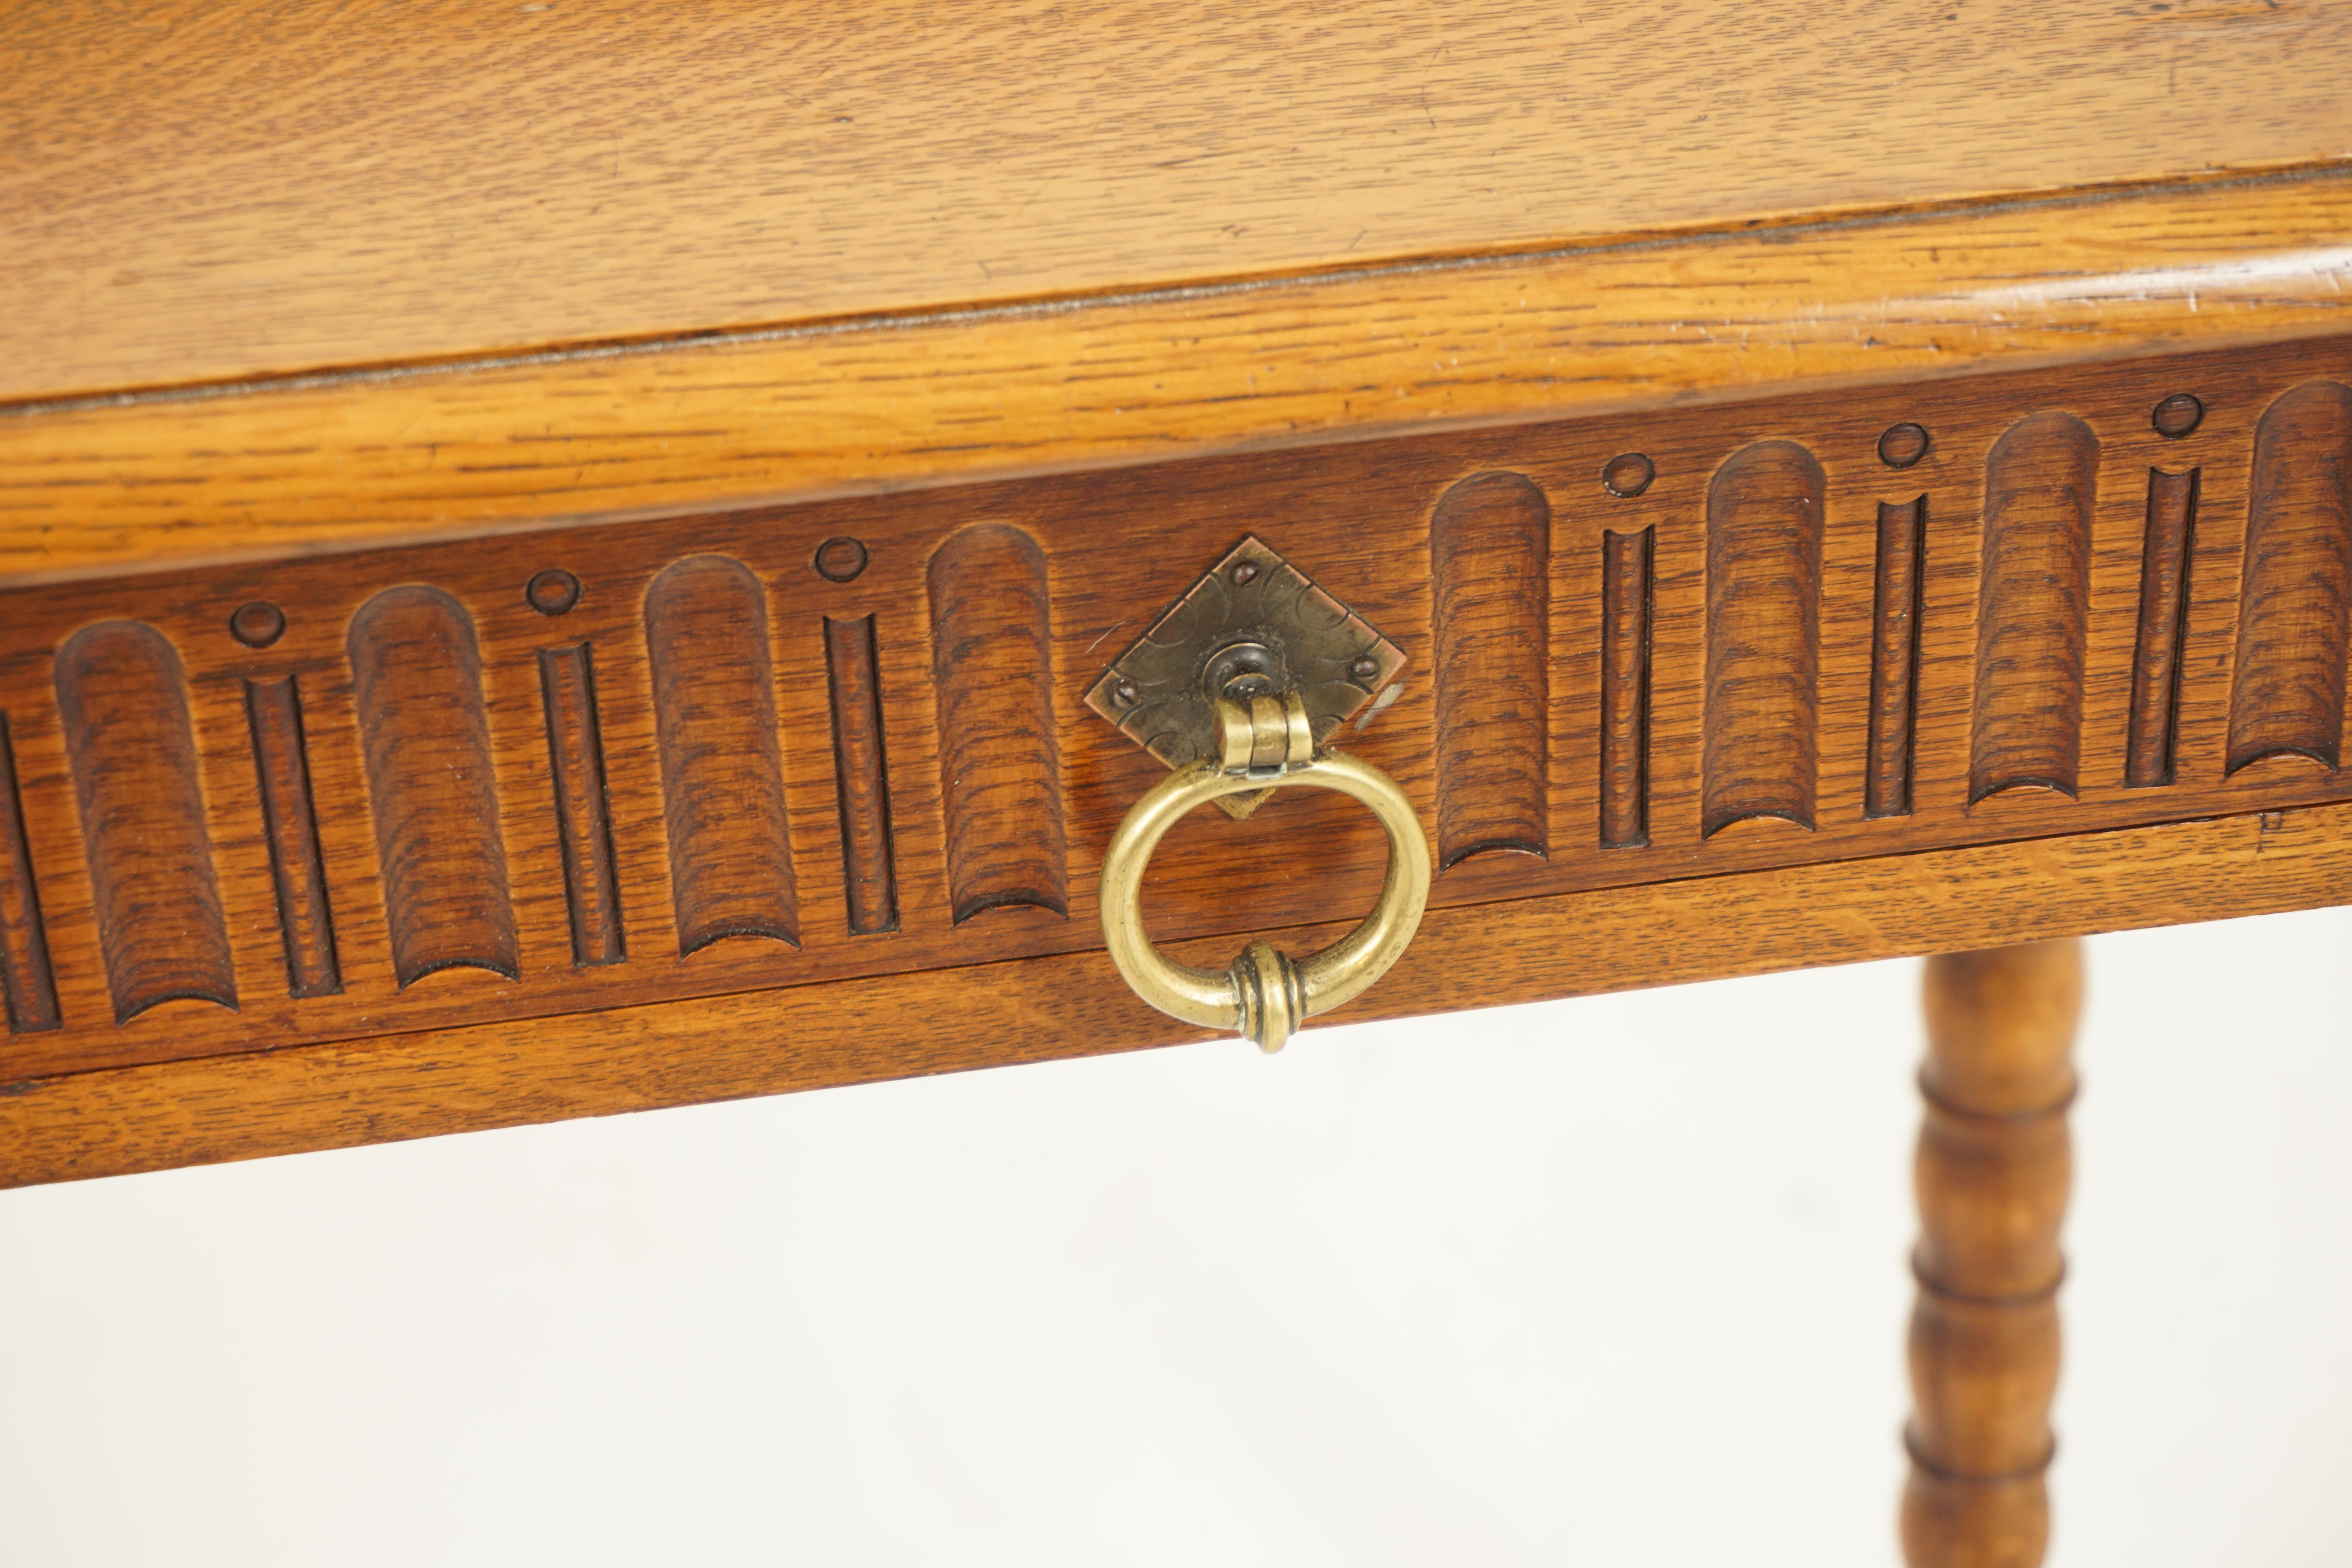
<box><xmin>4</xmin><ymin>906</ymin><xmax>2348</xmax><ymax>1566</ymax></box>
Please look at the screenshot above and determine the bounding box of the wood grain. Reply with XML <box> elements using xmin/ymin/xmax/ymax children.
<box><xmin>1867</xmin><ymin>497</ymin><xmax>1927</xmax><ymax>818</ymax></box>
<box><xmin>347</xmin><ymin>585</ymin><xmax>518</xmax><ymax>987</ymax></box>
<box><xmin>0</xmin><ymin>715</ymin><xmax>60</xmax><ymax>1034</ymax></box>
<box><xmin>2126</xmin><ymin>468</ymin><xmax>2201</xmax><ymax>789</ymax></box>
<box><xmin>2227</xmin><ymin>380</ymin><xmax>2352</xmax><ymax>773</ymax></box>
<box><xmin>1972</xmin><ymin>413</ymin><xmax>2097</xmax><ymax>802</ymax></box>
<box><xmin>1430</xmin><ymin>472</ymin><xmax>1551</xmax><ymax>867</ymax></box>
<box><xmin>10</xmin><ymin>172</ymin><xmax>2352</xmax><ymax>588</ymax></box>
<box><xmin>3</xmin><ymin>336</ymin><xmax>2352</xmax><ymax>1080</ymax></box>
<box><xmin>1902</xmin><ymin>942</ymin><xmax>2081</xmax><ymax>1568</ymax></box>
<box><xmin>53</xmin><ymin>621</ymin><xmax>237</xmax><ymax>1023</ymax></box>
<box><xmin>643</xmin><ymin>555</ymin><xmax>799</xmax><ymax>954</ymax></box>
<box><xmin>243</xmin><ymin>676</ymin><xmax>342</xmax><ymax>998</ymax></box>
<box><xmin>537</xmin><ymin>644</ymin><xmax>625</xmax><ymax>967</ymax></box>
<box><xmin>927</xmin><ymin>524</ymin><xmax>1067</xmax><ymax>926</ymax></box>
<box><xmin>11</xmin><ymin>0</ymin><xmax>2351</xmax><ymax>402</ymax></box>
<box><xmin>824</xmin><ymin>615</ymin><xmax>900</xmax><ymax>937</ymax></box>
<box><xmin>1703</xmin><ymin>441</ymin><xmax>1824</xmax><ymax>837</ymax></box>
<box><xmin>1598</xmin><ymin>527</ymin><xmax>1653</xmax><ymax>851</ymax></box>
<box><xmin>2</xmin><ymin>798</ymin><xmax>2339</xmax><ymax>1189</ymax></box>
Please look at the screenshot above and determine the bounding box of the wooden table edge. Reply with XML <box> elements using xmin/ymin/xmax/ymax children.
<box><xmin>7</xmin><ymin>798</ymin><xmax>2343</xmax><ymax>1189</ymax></box>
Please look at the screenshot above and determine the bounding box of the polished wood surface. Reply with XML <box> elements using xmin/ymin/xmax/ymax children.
<box><xmin>8</xmin><ymin>0</ymin><xmax>2348</xmax><ymax>401</ymax></box>
<box><xmin>1904</xmin><ymin>941</ymin><xmax>2082</xmax><ymax>1568</ymax></box>
<box><xmin>0</xmin><ymin>796</ymin><xmax>2330</xmax><ymax>1189</ymax></box>
<box><xmin>5</xmin><ymin>337</ymin><xmax>2351</xmax><ymax>1083</ymax></box>
<box><xmin>9</xmin><ymin>170</ymin><xmax>2352</xmax><ymax>585</ymax></box>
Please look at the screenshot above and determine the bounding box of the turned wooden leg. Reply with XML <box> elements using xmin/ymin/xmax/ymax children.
<box><xmin>1901</xmin><ymin>940</ymin><xmax>2081</xmax><ymax>1568</ymax></box>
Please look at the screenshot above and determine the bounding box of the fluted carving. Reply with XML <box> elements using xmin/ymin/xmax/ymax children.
<box><xmin>348</xmin><ymin>586</ymin><xmax>518</xmax><ymax>986</ymax></box>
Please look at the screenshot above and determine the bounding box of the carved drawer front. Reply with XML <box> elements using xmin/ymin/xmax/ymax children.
<box><xmin>3</xmin><ymin>337</ymin><xmax>2350</xmax><ymax>1078</ymax></box>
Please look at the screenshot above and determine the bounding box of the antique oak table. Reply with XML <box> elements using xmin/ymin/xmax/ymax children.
<box><xmin>7</xmin><ymin>3</ymin><xmax>2352</xmax><ymax>1562</ymax></box>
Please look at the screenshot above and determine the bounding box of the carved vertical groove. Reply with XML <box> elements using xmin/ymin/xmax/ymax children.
<box><xmin>244</xmin><ymin>677</ymin><xmax>342</xmax><ymax>998</ymax></box>
<box><xmin>1703</xmin><ymin>441</ymin><xmax>1824</xmax><ymax>836</ymax></box>
<box><xmin>0</xmin><ymin>715</ymin><xmax>60</xmax><ymax>1033</ymax></box>
<box><xmin>54</xmin><ymin>621</ymin><xmax>238</xmax><ymax>1022</ymax></box>
<box><xmin>2227</xmin><ymin>381</ymin><xmax>2352</xmax><ymax>773</ymax></box>
<box><xmin>347</xmin><ymin>586</ymin><xmax>518</xmax><ymax>987</ymax></box>
<box><xmin>645</xmin><ymin>555</ymin><xmax>800</xmax><ymax>954</ymax></box>
<box><xmin>1972</xmin><ymin>411</ymin><xmax>2096</xmax><ymax>802</ymax></box>
<box><xmin>1867</xmin><ymin>498</ymin><xmax>1927</xmax><ymax>818</ymax></box>
<box><xmin>2126</xmin><ymin>468</ymin><xmax>2201</xmax><ymax>788</ymax></box>
<box><xmin>537</xmin><ymin>644</ymin><xmax>624</xmax><ymax>967</ymax></box>
<box><xmin>1429</xmin><ymin>472</ymin><xmax>1552</xmax><ymax>867</ymax></box>
<box><xmin>1902</xmin><ymin>941</ymin><xmax>2078</xmax><ymax>1568</ymax></box>
<box><xmin>1599</xmin><ymin>526</ymin><xmax>1653</xmax><ymax>849</ymax></box>
<box><xmin>927</xmin><ymin>524</ymin><xmax>1067</xmax><ymax>924</ymax></box>
<box><xmin>825</xmin><ymin>615</ymin><xmax>900</xmax><ymax>935</ymax></box>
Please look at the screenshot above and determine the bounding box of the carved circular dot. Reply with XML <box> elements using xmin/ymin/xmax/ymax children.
<box><xmin>229</xmin><ymin>600</ymin><xmax>285</xmax><ymax>648</ymax></box>
<box><xmin>2152</xmin><ymin>392</ymin><xmax>2205</xmax><ymax>439</ymax></box>
<box><xmin>525</xmin><ymin>568</ymin><xmax>582</xmax><ymax>616</ymax></box>
<box><xmin>813</xmin><ymin>535</ymin><xmax>870</xmax><ymax>583</ymax></box>
<box><xmin>1112</xmin><ymin>679</ymin><xmax>1140</xmax><ymax>708</ymax></box>
<box><xmin>1349</xmin><ymin>654</ymin><xmax>1380</xmax><ymax>680</ymax></box>
<box><xmin>1877</xmin><ymin>421</ymin><xmax>1931</xmax><ymax>469</ymax></box>
<box><xmin>1230</xmin><ymin>561</ymin><xmax>1260</xmax><ymax>586</ymax></box>
<box><xmin>1601</xmin><ymin>452</ymin><xmax>1655</xmax><ymax>498</ymax></box>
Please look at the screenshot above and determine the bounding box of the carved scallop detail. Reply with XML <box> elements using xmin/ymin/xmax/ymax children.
<box><xmin>347</xmin><ymin>586</ymin><xmax>518</xmax><ymax>987</ymax></box>
<box><xmin>927</xmin><ymin>524</ymin><xmax>1067</xmax><ymax>924</ymax></box>
<box><xmin>644</xmin><ymin>555</ymin><xmax>800</xmax><ymax>954</ymax></box>
<box><xmin>2125</xmin><ymin>468</ymin><xmax>2200</xmax><ymax>788</ymax></box>
<box><xmin>1866</xmin><ymin>497</ymin><xmax>1927</xmax><ymax>818</ymax></box>
<box><xmin>0</xmin><ymin>715</ymin><xmax>62</xmax><ymax>1033</ymax></box>
<box><xmin>1429</xmin><ymin>472</ymin><xmax>1552</xmax><ymax>867</ymax></box>
<box><xmin>2227</xmin><ymin>381</ymin><xmax>2352</xmax><ymax>774</ymax></box>
<box><xmin>538</xmin><ymin>644</ymin><xmax>625</xmax><ymax>966</ymax></box>
<box><xmin>245</xmin><ymin>676</ymin><xmax>342</xmax><ymax>998</ymax></box>
<box><xmin>1971</xmin><ymin>412</ymin><xmax>2096</xmax><ymax>802</ymax></box>
<box><xmin>1703</xmin><ymin>441</ymin><xmax>1824</xmax><ymax>837</ymax></box>
<box><xmin>54</xmin><ymin>621</ymin><xmax>238</xmax><ymax>1021</ymax></box>
<box><xmin>1598</xmin><ymin>526</ymin><xmax>1654</xmax><ymax>849</ymax></box>
<box><xmin>825</xmin><ymin>615</ymin><xmax>901</xmax><ymax>936</ymax></box>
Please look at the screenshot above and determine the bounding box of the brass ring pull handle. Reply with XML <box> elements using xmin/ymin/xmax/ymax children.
<box><xmin>1100</xmin><ymin>692</ymin><xmax>1432</xmax><ymax>1053</ymax></box>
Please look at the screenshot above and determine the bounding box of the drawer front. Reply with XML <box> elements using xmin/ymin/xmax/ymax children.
<box><xmin>4</xmin><ymin>335</ymin><xmax>2351</xmax><ymax>1078</ymax></box>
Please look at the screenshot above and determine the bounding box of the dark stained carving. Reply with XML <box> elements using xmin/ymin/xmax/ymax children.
<box><xmin>929</xmin><ymin>523</ymin><xmax>1068</xmax><ymax>924</ymax></box>
<box><xmin>347</xmin><ymin>586</ymin><xmax>519</xmax><ymax>986</ymax></box>
<box><xmin>2151</xmin><ymin>392</ymin><xmax>2205</xmax><ymax>439</ymax></box>
<box><xmin>1430</xmin><ymin>472</ymin><xmax>1552</xmax><ymax>867</ymax></box>
<box><xmin>2227</xmin><ymin>381</ymin><xmax>2352</xmax><ymax>773</ymax></box>
<box><xmin>1971</xmin><ymin>411</ymin><xmax>2096</xmax><ymax>801</ymax></box>
<box><xmin>813</xmin><ymin>537</ymin><xmax>870</xmax><ymax>584</ymax></box>
<box><xmin>644</xmin><ymin>555</ymin><xmax>800</xmax><ymax>953</ymax></box>
<box><xmin>244</xmin><ymin>677</ymin><xmax>342</xmax><ymax>998</ymax></box>
<box><xmin>1878</xmin><ymin>422</ymin><xmax>1931</xmax><ymax>470</ymax></box>
<box><xmin>1599</xmin><ymin>526</ymin><xmax>1653</xmax><ymax>850</ymax></box>
<box><xmin>1867</xmin><ymin>497</ymin><xmax>1927</xmax><ymax>818</ymax></box>
<box><xmin>537</xmin><ymin>644</ymin><xmax>624</xmax><ymax>966</ymax></box>
<box><xmin>0</xmin><ymin>715</ymin><xmax>60</xmax><ymax>1033</ymax></box>
<box><xmin>54</xmin><ymin>621</ymin><xmax>238</xmax><ymax>1022</ymax></box>
<box><xmin>2125</xmin><ymin>469</ymin><xmax>2200</xmax><ymax>788</ymax></box>
<box><xmin>824</xmin><ymin>616</ymin><xmax>901</xmax><ymax>935</ymax></box>
<box><xmin>526</xmin><ymin>568</ymin><xmax>582</xmax><ymax>617</ymax></box>
<box><xmin>12</xmin><ymin>334</ymin><xmax>2352</xmax><ymax>1098</ymax></box>
<box><xmin>1601</xmin><ymin>452</ymin><xmax>1654</xmax><ymax>498</ymax></box>
<box><xmin>230</xmin><ymin>601</ymin><xmax>285</xmax><ymax>649</ymax></box>
<box><xmin>1703</xmin><ymin>441</ymin><xmax>1824</xmax><ymax>836</ymax></box>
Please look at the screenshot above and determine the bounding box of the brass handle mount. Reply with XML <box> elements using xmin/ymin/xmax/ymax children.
<box><xmin>1099</xmin><ymin>691</ymin><xmax>1431</xmax><ymax>1053</ymax></box>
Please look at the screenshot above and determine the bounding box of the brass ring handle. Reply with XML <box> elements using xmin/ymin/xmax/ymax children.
<box><xmin>1099</xmin><ymin>696</ymin><xmax>1432</xmax><ymax>1053</ymax></box>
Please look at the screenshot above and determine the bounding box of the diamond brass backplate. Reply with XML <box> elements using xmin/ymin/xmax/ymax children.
<box><xmin>1083</xmin><ymin>535</ymin><xmax>1405</xmax><ymax>818</ymax></box>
